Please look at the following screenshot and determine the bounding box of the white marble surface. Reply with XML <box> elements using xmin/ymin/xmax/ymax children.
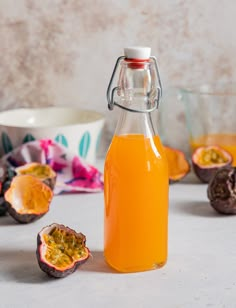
<box><xmin>0</xmin><ymin>167</ymin><xmax>235</xmax><ymax>308</ymax></box>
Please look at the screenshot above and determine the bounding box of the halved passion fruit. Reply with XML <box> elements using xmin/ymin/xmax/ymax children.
<box><xmin>192</xmin><ymin>146</ymin><xmax>233</xmax><ymax>183</ymax></box>
<box><xmin>15</xmin><ymin>162</ymin><xmax>57</xmax><ymax>191</ymax></box>
<box><xmin>164</xmin><ymin>146</ymin><xmax>190</xmax><ymax>182</ymax></box>
<box><xmin>36</xmin><ymin>223</ymin><xmax>90</xmax><ymax>278</ymax></box>
<box><xmin>4</xmin><ymin>175</ymin><xmax>53</xmax><ymax>223</ymax></box>
<box><xmin>207</xmin><ymin>167</ymin><xmax>236</xmax><ymax>214</ymax></box>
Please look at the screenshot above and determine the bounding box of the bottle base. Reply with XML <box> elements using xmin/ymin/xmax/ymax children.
<box><xmin>104</xmin><ymin>255</ymin><xmax>167</xmax><ymax>273</ymax></box>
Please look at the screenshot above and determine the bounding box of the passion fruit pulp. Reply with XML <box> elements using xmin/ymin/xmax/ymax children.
<box><xmin>15</xmin><ymin>162</ymin><xmax>57</xmax><ymax>191</ymax></box>
<box><xmin>36</xmin><ymin>223</ymin><xmax>90</xmax><ymax>278</ymax></box>
<box><xmin>4</xmin><ymin>174</ymin><xmax>53</xmax><ymax>223</ymax></box>
<box><xmin>164</xmin><ymin>146</ymin><xmax>190</xmax><ymax>183</ymax></box>
<box><xmin>207</xmin><ymin>167</ymin><xmax>236</xmax><ymax>214</ymax></box>
<box><xmin>192</xmin><ymin>146</ymin><xmax>233</xmax><ymax>183</ymax></box>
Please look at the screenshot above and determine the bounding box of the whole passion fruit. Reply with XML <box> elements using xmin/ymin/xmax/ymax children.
<box><xmin>4</xmin><ymin>175</ymin><xmax>53</xmax><ymax>223</ymax></box>
<box><xmin>0</xmin><ymin>163</ymin><xmax>7</xmax><ymax>183</ymax></box>
<box><xmin>0</xmin><ymin>196</ymin><xmax>8</xmax><ymax>216</ymax></box>
<box><xmin>15</xmin><ymin>162</ymin><xmax>57</xmax><ymax>191</ymax></box>
<box><xmin>207</xmin><ymin>167</ymin><xmax>236</xmax><ymax>214</ymax></box>
<box><xmin>192</xmin><ymin>146</ymin><xmax>232</xmax><ymax>183</ymax></box>
<box><xmin>36</xmin><ymin>223</ymin><xmax>90</xmax><ymax>278</ymax></box>
<box><xmin>164</xmin><ymin>146</ymin><xmax>190</xmax><ymax>183</ymax></box>
<box><xmin>0</xmin><ymin>165</ymin><xmax>16</xmax><ymax>216</ymax></box>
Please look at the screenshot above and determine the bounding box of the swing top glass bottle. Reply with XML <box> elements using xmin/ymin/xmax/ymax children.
<box><xmin>104</xmin><ymin>47</ymin><xmax>169</xmax><ymax>273</ymax></box>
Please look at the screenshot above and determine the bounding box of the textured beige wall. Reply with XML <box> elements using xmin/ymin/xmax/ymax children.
<box><xmin>0</xmin><ymin>0</ymin><xmax>235</xmax><ymax>155</ymax></box>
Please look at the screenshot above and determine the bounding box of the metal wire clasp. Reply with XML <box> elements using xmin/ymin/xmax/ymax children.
<box><xmin>106</xmin><ymin>56</ymin><xmax>163</xmax><ymax>113</ymax></box>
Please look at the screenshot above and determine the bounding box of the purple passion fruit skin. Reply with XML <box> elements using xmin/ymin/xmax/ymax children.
<box><xmin>207</xmin><ymin>167</ymin><xmax>236</xmax><ymax>214</ymax></box>
<box><xmin>0</xmin><ymin>165</ymin><xmax>16</xmax><ymax>217</ymax></box>
<box><xmin>4</xmin><ymin>175</ymin><xmax>53</xmax><ymax>224</ymax></box>
<box><xmin>0</xmin><ymin>197</ymin><xmax>8</xmax><ymax>216</ymax></box>
<box><xmin>192</xmin><ymin>146</ymin><xmax>233</xmax><ymax>183</ymax></box>
<box><xmin>6</xmin><ymin>205</ymin><xmax>46</xmax><ymax>224</ymax></box>
<box><xmin>0</xmin><ymin>163</ymin><xmax>7</xmax><ymax>183</ymax></box>
<box><xmin>36</xmin><ymin>223</ymin><xmax>90</xmax><ymax>278</ymax></box>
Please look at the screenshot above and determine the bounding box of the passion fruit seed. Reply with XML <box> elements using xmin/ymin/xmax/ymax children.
<box><xmin>192</xmin><ymin>146</ymin><xmax>233</xmax><ymax>183</ymax></box>
<box><xmin>37</xmin><ymin>223</ymin><xmax>90</xmax><ymax>278</ymax></box>
<box><xmin>19</xmin><ymin>164</ymin><xmax>51</xmax><ymax>178</ymax></box>
<box><xmin>43</xmin><ymin>227</ymin><xmax>88</xmax><ymax>268</ymax></box>
<box><xmin>199</xmin><ymin>148</ymin><xmax>228</xmax><ymax>166</ymax></box>
<box><xmin>16</xmin><ymin>163</ymin><xmax>57</xmax><ymax>191</ymax></box>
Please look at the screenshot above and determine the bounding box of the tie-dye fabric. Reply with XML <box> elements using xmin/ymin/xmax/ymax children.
<box><xmin>1</xmin><ymin>139</ymin><xmax>104</xmax><ymax>194</ymax></box>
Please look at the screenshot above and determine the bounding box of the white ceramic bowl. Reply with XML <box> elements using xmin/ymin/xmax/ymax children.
<box><xmin>0</xmin><ymin>107</ymin><xmax>105</xmax><ymax>164</ymax></box>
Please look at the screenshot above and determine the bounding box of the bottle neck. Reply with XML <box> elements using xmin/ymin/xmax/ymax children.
<box><xmin>112</xmin><ymin>58</ymin><xmax>160</xmax><ymax>138</ymax></box>
<box><xmin>114</xmin><ymin>109</ymin><xmax>158</xmax><ymax>138</ymax></box>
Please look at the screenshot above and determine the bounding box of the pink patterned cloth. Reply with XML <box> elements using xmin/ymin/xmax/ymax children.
<box><xmin>1</xmin><ymin>139</ymin><xmax>104</xmax><ymax>194</ymax></box>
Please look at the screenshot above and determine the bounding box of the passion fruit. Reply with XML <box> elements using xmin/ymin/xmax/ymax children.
<box><xmin>4</xmin><ymin>175</ymin><xmax>53</xmax><ymax>223</ymax></box>
<box><xmin>192</xmin><ymin>146</ymin><xmax>232</xmax><ymax>183</ymax></box>
<box><xmin>207</xmin><ymin>167</ymin><xmax>236</xmax><ymax>214</ymax></box>
<box><xmin>164</xmin><ymin>146</ymin><xmax>190</xmax><ymax>182</ymax></box>
<box><xmin>0</xmin><ymin>165</ymin><xmax>16</xmax><ymax>216</ymax></box>
<box><xmin>36</xmin><ymin>223</ymin><xmax>90</xmax><ymax>278</ymax></box>
<box><xmin>0</xmin><ymin>197</ymin><xmax>8</xmax><ymax>216</ymax></box>
<box><xmin>0</xmin><ymin>163</ymin><xmax>7</xmax><ymax>183</ymax></box>
<box><xmin>15</xmin><ymin>162</ymin><xmax>57</xmax><ymax>191</ymax></box>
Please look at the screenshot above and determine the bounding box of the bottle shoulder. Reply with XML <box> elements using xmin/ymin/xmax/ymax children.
<box><xmin>106</xmin><ymin>134</ymin><xmax>167</xmax><ymax>161</ymax></box>
<box><xmin>104</xmin><ymin>134</ymin><xmax>168</xmax><ymax>180</ymax></box>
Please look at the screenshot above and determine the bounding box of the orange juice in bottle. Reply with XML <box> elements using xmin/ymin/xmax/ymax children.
<box><xmin>104</xmin><ymin>47</ymin><xmax>169</xmax><ymax>273</ymax></box>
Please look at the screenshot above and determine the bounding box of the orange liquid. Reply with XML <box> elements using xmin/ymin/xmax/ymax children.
<box><xmin>104</xmin><ymin>134</ymin><xmax>169</xmax><ymax>273</ymax></box>
<box><xmin>191</xmin><ymin>134</ymin><xmax>236</xmax><ymax>166</ymax></box>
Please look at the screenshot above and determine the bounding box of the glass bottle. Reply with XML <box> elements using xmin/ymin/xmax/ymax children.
<box><xmin>104</xmin><ymin>47</ymin><xmax>169</xmax><ymax>273</ymax></box>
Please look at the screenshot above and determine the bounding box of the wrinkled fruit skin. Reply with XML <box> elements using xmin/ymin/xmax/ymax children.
<box><xmin>207</xmin><ymin>167</ymin><xmax>236</xmax><ymax>214</ymax></box>
<box><xmin>7</xmin><ymin>206</ymin><xmax>46</xmax><ymax>224</ymax></box>
<box><xmin>0</xmin><ymin>163</ymin><xmax>7</xmax><ymax>183</ymax></box>
<box><xmin>0</xmin><ymin>167</ymin><xmax>16</xmax><ymax>195</ymax></box>
<box><xmin>0</xmin><ymin>165</ymin><xmax>16</xmax><ymax>217</ymax></box>
<box><xmin>0</xmin><ymin>197</ymin><xmax>8</xmax><ymax>216</ymax></box>
<box><xmin>36</xmin><ymin>223</ymin><xmax>90</xmax><ymax>278</ymax></box>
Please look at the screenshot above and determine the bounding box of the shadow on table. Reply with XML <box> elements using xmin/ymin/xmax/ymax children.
<box><xmin>175</xmin><ymin>200</ymin><xmax>220</xmax><ymax>218</ymax></box>
<box><xmin>81</xmin><ymin>251</ymin><xmax>117</xmax><ymax>274</ymax></box>
<box><xmin>0</xmin><ymin>215</ymin><xmax>18</xmax><ymax>226</ymax></box>
<box><xmin>0</xmin><ymin>249</ymin><xmax>117</xmax><ymax>284</ymax></box>
<box><xmin>0</xmin><ymin>249</ymin><xmax>54</xmax><ymax>284</ymax></box>
<box><xmin>178</xmin><ymin>171</ymin><xmax>202</xmax><ymax>184</ymax></box>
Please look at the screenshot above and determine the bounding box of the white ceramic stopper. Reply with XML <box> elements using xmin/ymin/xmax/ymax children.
<box><xmin>124</xmin><ymin>46</ymin><xmax>151</xmax><ymax>59</ymax></box>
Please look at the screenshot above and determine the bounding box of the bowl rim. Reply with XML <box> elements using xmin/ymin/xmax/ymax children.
<box><xmin>0</xmin><ymin>107</ymin><xmax>105</xmax><ymax>128</ymax></box>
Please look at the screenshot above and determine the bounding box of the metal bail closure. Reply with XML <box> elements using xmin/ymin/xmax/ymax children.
<box><xmin>106</xmin><ymin>56</ymin><xmax>162</xmax><ymax>113</ymax></box>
